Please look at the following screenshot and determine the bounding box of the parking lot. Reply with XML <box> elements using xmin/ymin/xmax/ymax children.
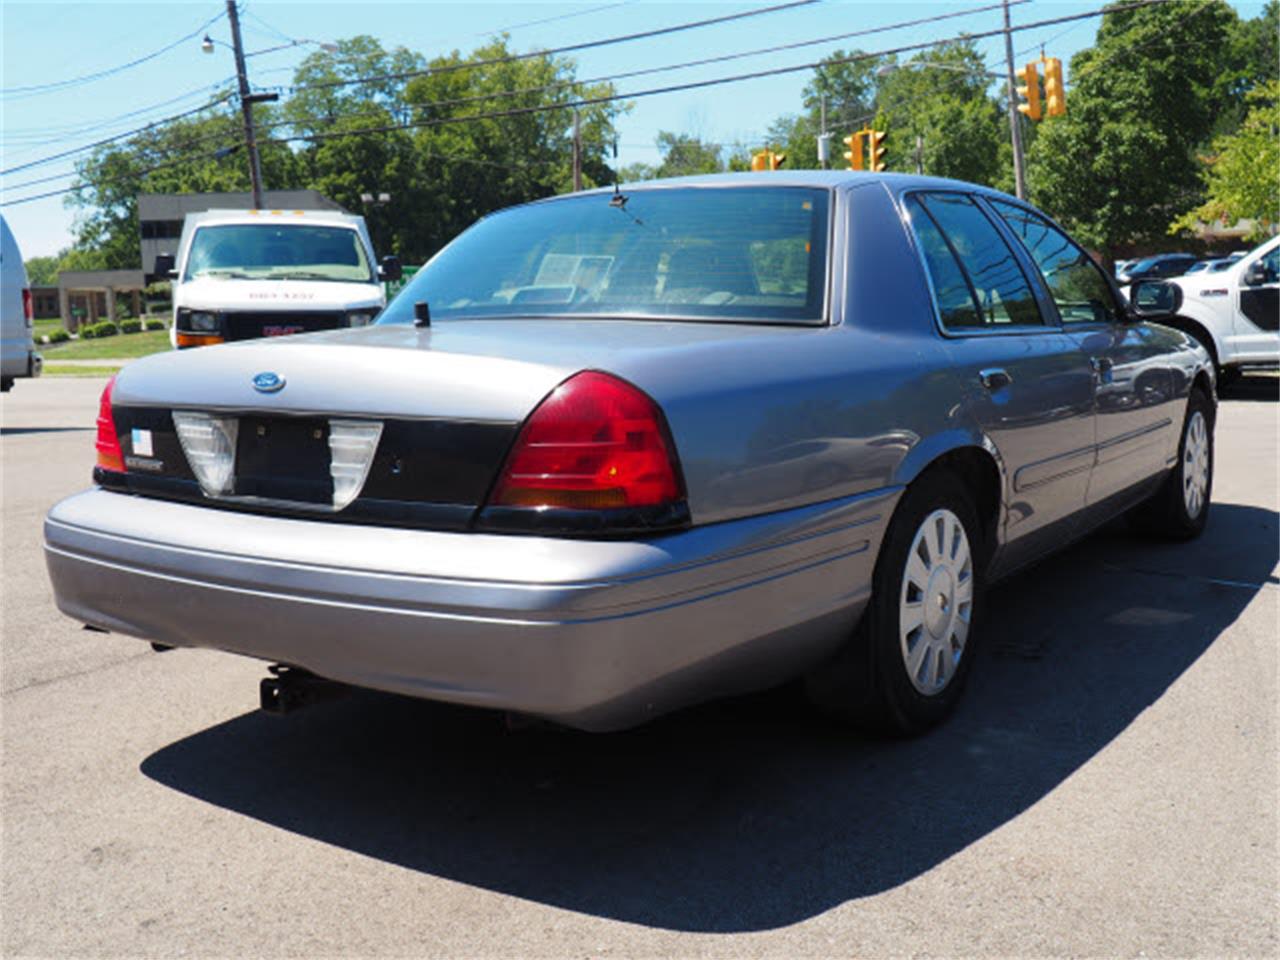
<box><xmin>2</xmin><ymin>376</ymin><xmax>1276</xmax><ymax>957</ymax></box>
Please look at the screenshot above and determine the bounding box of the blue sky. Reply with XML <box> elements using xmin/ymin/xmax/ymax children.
<box><xmin>1</xmin><ymin>0</ymin><xmax>1265</xmax><ymax>258</ymax></box>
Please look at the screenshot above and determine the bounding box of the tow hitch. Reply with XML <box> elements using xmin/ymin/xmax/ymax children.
<box><xmin>259</xmin><ymin>665</ymin><xmax>348</xmax><ymax>715</ymax></box>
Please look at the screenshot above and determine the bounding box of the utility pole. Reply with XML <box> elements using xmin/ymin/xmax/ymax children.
<box><xmin>914</xmin><ymin>133</ymin><xmax>924</xmax><ymax>175</ymax></box>
<box><xmin>226</xmin><ymin>0</ymin><xmax>266</xmax><ymax>208</ymax></box>
<box><xmin>1002</xmin><ymin>0</ymin><xmax>1028</xmax><ymax>200</ymax></box>
<box><xmin>572</xmin><ymin>108</ymin><xmax>583</xmax><ymax>191</ymax></box>
<box><xmin>817</xmin><ymin>95</ymin><xmax>830</xmax><ymax>170</ymax></box>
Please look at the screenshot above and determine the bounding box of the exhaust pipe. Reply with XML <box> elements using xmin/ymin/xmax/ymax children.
<box><xmin>259</xmin><ymin>665</ymin><xmax>348</xmax><ymax>715</ymax></box>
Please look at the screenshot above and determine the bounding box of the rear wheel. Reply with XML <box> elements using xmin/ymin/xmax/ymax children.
<box><xmin>1129</xmin><ymin>388</ymin><xmax>1214</xmax><ymax>539</ymax></box>
<box><xmin>806</xmin><ymin>470</ymin><xmax>985</xmax><ymax>735</ymax></box>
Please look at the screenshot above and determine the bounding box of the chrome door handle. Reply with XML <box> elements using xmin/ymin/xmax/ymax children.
<box><xmin>979</xmin><ymin>368</ymin><xmax>1012</xmax><ymax>391</ymax></box>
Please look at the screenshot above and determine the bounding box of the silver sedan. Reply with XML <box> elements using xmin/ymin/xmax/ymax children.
<box><xmin>45</xmin><ymin>172</ymin><xmax>1215</xmax><ymax>733</ymax></box>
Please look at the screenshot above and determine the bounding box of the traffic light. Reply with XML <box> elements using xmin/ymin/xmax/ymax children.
<box><xmin>1043</xmin><ymin>57</ymin><xmax>1066</xmax><ymax>117</ymax></box>
<box><xmin>751</xmin><ymin>150</ymin><xmax>787</xmax><ymax>170</ymax></box>
<box><xmin>1016</xmin><ymin>61</ymin><xmax>1041</xmax><ymax>121</ymax></box>
<box><xmin>867</xmin><ymin>129</ymin><xmax>887</xmax><ymax>172</ymax></box>
<box><xmin>843</xmin><ymin>131</ymin><xmax>864</xmax><ymax>171</ymax></box>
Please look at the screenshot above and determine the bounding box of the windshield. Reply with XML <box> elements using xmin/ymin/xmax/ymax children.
<box><xmin>183</xmin><ymin>224</ymin><xmax>374</xmax><ymax>283</ymax></box>
<box><xmin>378</xmin><ymin>186</ymin><xmax>831</xmax><ymax>325</ymax></box>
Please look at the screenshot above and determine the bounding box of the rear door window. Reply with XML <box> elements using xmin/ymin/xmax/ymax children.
<box><xmin>989</xmin><ymin>199</ymin><xmax>1121</xmax><ymax>324</ymax></box>
<box><xmin>904</xmin><ymin>193</ymin><xmax>1043</xmax><ymax>330</ymax></box>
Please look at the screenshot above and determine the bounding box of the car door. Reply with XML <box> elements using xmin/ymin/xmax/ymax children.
<box><xmin>902</xmin><ymin>192</ymin><xmax>1096</xmax><ymax>567</ymax></box>
<box><xmin>1231</xmin><ymin>241</ymin><xmax>1280</xmax><ymax>358</ymax></box>
<box><xmin>987</xmin><ymin>198</ymin><xmax>1178</xmax><ymax>507</ymax></box>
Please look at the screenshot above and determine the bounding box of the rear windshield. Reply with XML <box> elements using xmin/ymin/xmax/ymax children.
<box><xmin>183</xmin><ymin>224</ymin><xmax>374</xmax><ymax>283</ymax></box>
<box><xmin>379</xmin><ymin>186</ymin><xmax>831</xmax><ymax>325</ymax></box>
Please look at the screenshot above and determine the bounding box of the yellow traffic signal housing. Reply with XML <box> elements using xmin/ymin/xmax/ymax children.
<box><xmin>867</xmin><ymin>129</ymin><xmax>887</xmax><ymax>172</ymax></box>
<box><xmin>843</xmin><ymin>131</ymin><xmax>865</xmax><ymax>171</ymax></box>
<box><xmin>769</xmin><ymin>151</ymin><xmax>787</xmax><ymax>170</ymax></box>
<box><xmin>1016</xmin><ymin>61</ymin><xmax>1041</xmax><ymax>121</ymax></box>
<box><xmin>750</xmin><ymin>151</ymin><xmax>770</xmax><ymax>171</ymax></box>
<box><xmin>1043</xmin><ymin>57</ymin><xmax>1066</xmax><ymax>117</ymax></box>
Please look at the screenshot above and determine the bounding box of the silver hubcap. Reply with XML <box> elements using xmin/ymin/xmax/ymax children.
<box><xmin>900</xmin><ymin>509</ymin><xmax>973</xmax><ymax>695</ymax></box>
<box><xmin>1182</xmin><ymin>410</ymin><xmax>1210</xmax><ymax>519</ymax></box>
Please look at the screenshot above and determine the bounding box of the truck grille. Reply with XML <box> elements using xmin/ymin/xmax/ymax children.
<box><xmin>222</xmin><ymin>311</ymin><xmax>346</xmax><ymax>342</ymax></box>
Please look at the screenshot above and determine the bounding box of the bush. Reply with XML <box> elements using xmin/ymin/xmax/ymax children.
<box><xmin>143</xmin><ymin>319</ymin><xmax>167</xmax><ymax>331</ymax></box>
<box><xmin>48</xmin><ymin>328</ymin><xmax>71</xmax><ymax>343</ymax></box>
<box><xmin>81</xmin><ymin>321</ymin><xmax>118</xmax><ymax>339</ymax></box>
<box><xmin>120</xmin><ymin>318</ymin><xmax>143</xmax><ymax>334</ymax></box>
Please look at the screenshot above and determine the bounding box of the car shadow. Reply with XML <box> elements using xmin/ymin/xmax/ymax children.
<box><xmin>1219</xmin><ymin>374</ymin><xmax>1278</xmax><ymax>402</ymax></box>
<box><xmin>141</xmin><ymin>503</ymin><xmax>1277</xmax><ymax>933</ymax></box>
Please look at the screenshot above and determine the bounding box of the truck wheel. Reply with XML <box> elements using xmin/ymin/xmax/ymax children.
<box><xmin>806</xmin><ymin>470</ymin><xmax>984</xmax><ymax>736</ymax></box>
<box><xmin>1129</xmin><ymin>387</ymin><xmax>1214</xmax><ymax>540</ymax></box>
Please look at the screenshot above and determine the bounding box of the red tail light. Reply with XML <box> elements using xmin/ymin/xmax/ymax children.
<box><xmin>94</xmin><ymin>376</ymin><xmax>125</xmax><ymax>473</ymax></box>
<box><xmin>22</xmin><ymin>288</ymin><xmax>33</xmax><ymax>323</ymax></box>
<box><xmin>489</xmin><ymin>371</ymin><xmax>684</xmax><ymax>511</ymax></box>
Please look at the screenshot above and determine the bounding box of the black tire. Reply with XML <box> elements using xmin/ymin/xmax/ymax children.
<box><xmin>1129</xmin><ymin>387</ymin><xmax>1214</xmax><ymax>540</ymax></box>
<box><xmin>805</xmin><ymin>469</ymin><xmax>985</xmax><ymax>736</ymax></box>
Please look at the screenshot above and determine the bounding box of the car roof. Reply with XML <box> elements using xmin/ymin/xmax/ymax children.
<box><xmin>538</xmin><ymin>170</ymin><xmax>1029</xmax><ymax>205</ymax></box>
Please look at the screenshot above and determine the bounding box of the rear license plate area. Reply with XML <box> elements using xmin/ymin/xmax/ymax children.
<box><xmin>234</xmin><ymin>417</ymin><xmax>333</xmax><ymax>504</ymax></box>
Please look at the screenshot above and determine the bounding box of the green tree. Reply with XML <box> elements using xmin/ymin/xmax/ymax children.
<box><xmin>767</xmin><ymin>50</ymin><xmax>880</xmax><ymax>170</ymax></box>
<box><xmin>1027</xmin><ymin>0</ymin><xmax>1236</xmax><ymax>258</ymax></box>
<box><xmin>653</xmin><ymin>132</ymin><xmax>724</xmax><ymax>177</ymax></box>
<box><xmin>67</xmin><ymin>101</ymin><xmax>301</xmax><ymax>268</ymax></box>
<box><xmin>23</xmin><ymin>255</ymin><xmax>60</xmax><ymax>286</ymax></box>
<box><xmin>399</xmin><ymin>38</ymin><xmax>625</xmax><ymax>259</ymax></box>
<box><xmin>1171</xmin><ymin>79</ymin><xmax>1280</xmax><ymax>241</ymax></box>
<box><xmin>873</xmin><ymin>41</ymin><xmax>1004</xmax><ymax>186</ymax></box>
<box><xmin>284</xmin><ymin>35</ymin><xmax>427</xmax><ymax>135</ymax></box>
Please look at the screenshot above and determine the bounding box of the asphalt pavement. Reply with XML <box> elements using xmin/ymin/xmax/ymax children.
<box><xmin>3</xmin><ymin>376</ymin><xmax>1276</xmax><ymax>958</ymax></box>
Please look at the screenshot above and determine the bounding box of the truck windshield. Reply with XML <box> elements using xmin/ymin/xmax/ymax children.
<box><xmin>379</xmin><ymin>186</ymin><xmax>831</xmax><ymax>325</ymax></box>
<box><xmin>183</xmin><ymin>224</ymin><xmax>374</xmax><ymax>283</ymax></box>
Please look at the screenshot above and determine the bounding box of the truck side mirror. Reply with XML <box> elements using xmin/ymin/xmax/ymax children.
<box><xmin>378</xmin><ymin>255</ymin><xmax>402</xmax><ymax>283</ymax></box>
<box><xmin>1243</xmin><ymin>261</ymin><xmax>1268</xmax><ymax>286</ymax></box>
<box><xmin>1128</xmin><ymin>279</ymin><xmax>1182</xmax><ymax>320</ymax></box>
<box><xmin>153</xmin><ymin>253</ymin><xmax>177</xmax><ymax>280</ymax></box>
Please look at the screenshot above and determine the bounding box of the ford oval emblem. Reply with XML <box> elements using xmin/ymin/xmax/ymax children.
<box><xmin>252</xmin><ymin>371</ymin><xmax>285</xmax><ymax>394</ymax></box>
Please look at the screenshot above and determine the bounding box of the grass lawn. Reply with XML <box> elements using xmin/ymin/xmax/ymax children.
<box><xmin>33</xmin><ymin>317</ymin><xmax>65</xmax><ymax>339</ymax></box>
<box><xmin>40</xmin><ymin>329</ymin><xmax>170</xmax><ymax>360</ymax></box>
<box><xmin>43</xmin><ymin>364</ymin><xmax>124</xmax><ymax>377</ymax></box>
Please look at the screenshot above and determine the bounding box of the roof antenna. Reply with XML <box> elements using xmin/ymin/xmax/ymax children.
<box><xmin>413</xmin><ymin>300</ymin><xmax>431</xmax><ymax>328</ymax></box>
<box><xmin>609</xmin><ymin>137</ymin><xmax>627</xmax><ymax>208</ymax></box>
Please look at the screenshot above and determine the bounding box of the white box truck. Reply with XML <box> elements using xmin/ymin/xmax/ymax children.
<box><xmin>156</xmin><ymin>208</ymin><xmax>401</xmax><ymax>349</ymax></box>
<box><xmin>1</xmin><ymin>215</ymin><xmax>42</xmax><ymax>392</ymax></box>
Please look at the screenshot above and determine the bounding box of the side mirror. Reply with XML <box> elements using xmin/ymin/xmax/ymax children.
<box><xmin>378</xmin><ymin>255</ymin><xmax>402</xmax><ymax>283</ymax></box>
<box><xmin>1128</xmin><ymin>279</ymin><xmax>1182</xmax><ymax>320</ymax></box>
<box><xmin>1243</xmin><ymin>261</ymin><xmax>1268</xmax><ymax>286</ymax></box>
<box><xmin>153</xmin><ymin>253</ymin><xmax>177</xmax><ymax>280</ymax></box>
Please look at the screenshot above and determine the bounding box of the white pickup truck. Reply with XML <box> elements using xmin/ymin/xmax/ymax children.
<box><xmin>158</xmin><ymin>208</ymin><xmax>401</xmax><ymax>349</ymax></box>
<box><xmin>1163</xmin><ymin>235</ymin><xmax>1279</xmax><ymax>381</ymax></box>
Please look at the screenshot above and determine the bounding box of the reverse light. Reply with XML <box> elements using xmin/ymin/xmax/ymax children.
<box><xmin>489</xmin><ymin>371</ymin><xmax>684</xmax><ymax>512</ymax></box>
<box><xmin>173</xmin><ymin>411</ymin><xmax>238</xmax><ymax>496</ymax></box>
<box><xmin>94</xmin><ymin>376</ymin><xmax>125</xmax><ymax>473</ymax></box>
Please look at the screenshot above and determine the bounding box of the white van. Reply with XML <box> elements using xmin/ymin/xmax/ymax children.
<box><xmin>1</xmin><ymin>215</ymin><xmax>42</xmax><ymax>392</ymax></box>
<box><xmin>158</xmin><ymin>208</ymin><xmax>400</xmax><ymax>349</ymax></box>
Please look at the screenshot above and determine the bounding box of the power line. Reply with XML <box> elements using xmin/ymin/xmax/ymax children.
<box><xmin>264</xmin><ymin>0</ymin><xmax>1029</xmax><ymax>140</ymax></box>
<box><xmin>289</xmin><ymin>0</ymin><xmax>822</xmax><ymax>95</ymax></box>
<box><xmin>271</xmin><ymin>0</ymin><xmax>1169</xmax><ymax>150</ymax></box>
<box><xmin>0</xmin><ymin>9</ymin><xmax>227</xmax><ymax>99</ymax></box>
<box><xmin>0</xmin><ymin>142</ymin><xmax>242</xmax><ymax>207</ymax></box>
<box><xmin>475</xmin><ymin>2</ymin><xmax>631</xmax><ymax>36</ymax></box>
<box><xmin>0</xmin><ymin>94</ymin><xmax>236</xmax><ymax>176</ymax></box>
<box><xmin>0</xmin><ymin>0</ymin><xmax>1172</xmax><ymax>208</ymax></box>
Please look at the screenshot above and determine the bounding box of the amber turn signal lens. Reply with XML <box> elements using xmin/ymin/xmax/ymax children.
<box><xmin>175</xmin><ymin>332</ymin><xmax>225</xmax><ymax>348</ymax></box>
